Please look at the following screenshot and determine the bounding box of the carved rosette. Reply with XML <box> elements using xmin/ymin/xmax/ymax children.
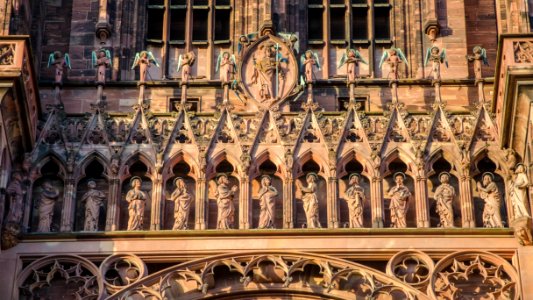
<box><xmin>238</xmin><ymin>34</ymin><xmax>298</xmax><ymax>108</ymax></box>
<box><xmin>17</xmin><ymin>255</ymin><xmax>104</xmax><ymax>299</ymax></box>
<box><xmin>429</xmin><ymin>251</ymin><xmax>520</xmax><ymax>300</ymax></box>
<box><xmin>386</xmin><ymin>250</ymin><xmax>434</xmax><ymax>291</ymax></box>
<box><xmin>98</xmin><ymin>253</ymin><xmax>148</xmax><ymax>296</ymax></box>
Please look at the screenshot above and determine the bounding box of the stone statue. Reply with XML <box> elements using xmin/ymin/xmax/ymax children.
<box><xmin>424</xmin><ymin>46</ymin><xmax>448</xmax><ymax>80</ymax></box>
<box><xmin>466</xmin><ymin>46</ymin><xmax>489</xmax><ymax>80</ymax></box>
<box><xmin>388</xmin><ymin>172</ymin><xmax>411</xmax><ymax>228</ymax></box>
<box><xmin>5</xmin><ymin>172</ymin><xmax>24</xmax><ymax>224</ymax></box>
<box><xmin>80</xmin><ymin>180</ymin><xmax>106</xmax><ymax>231</ymax></box>
<box><xmin>300</xmin><ymin>50</ymin><xmax>321</xmax><ymax>83</ymax></box>
<box><xmin>216</xmin><ymin>51</ymin><xmax>236</xmax><ymax>84</ymax></box>
<box><xmin>297</xmin><ymin>173</ymin><xmax>321</xmax><ymax>228</ymax></box>
<box><xmin>344</xmin><ymin>173</ymin><xmax>365</xmax><ymax>228</ymax></box>
<box><xmin>177</xmin><ymin>51</ymin><xmax>196</xmax><ymax>84</ymax></box>
<box><xmin>251</xmin><ymin>42</ymin><xmax>288</xmax><ymax>101</ymax></box>
<box><xmin>476</xmin><ymin>172</ymin><xmax>503</xmax><ymax>228</ymax></box>
<box><xmin>92</xmin><ymin>49</ymin><xmax>112</xmax><ymax>84</ymax></box>
<box><xmin>337</xmin><ymin>48</ymin><xmax>366</xmax><ymax>83</ymax></box>
<box><xmin>434</xmin><ymin>172</ymin><xmax>455</xmax><ymax>228</ymax></box>
<box><xmin>131</xmin><ymin>51</ymin><xmax>159</xmax><ymax>83</ymax></box>
<box><xmin>257</xmin><ymin>175</ymin><xmax>278</xmax><ymax>229</ymax></box>
<box><xmin>171</xmin><ymin>177</ymin><xmax>192</xmax><ymax>230</ymax></box>
<box><xmin>509</xmin><ymin>164</ymin><xmax>531</xmax><ymax>219</ymax></box>
<box><xmin>379</xmin><ymin>48</ymin><xmax>408</xmax><ymax>80</ymax></box>
<box><xmin>37</xmin><ymin>182</ymin><xmax>60</xmax><ymax>232</ymax></box>
<box><xmin>47</xmin><ymin>51</ymin><xmax>71</xmax><ymax>85</ymax></box>
<box><xmin>215</xmin><ymin>174</ymin><xmax>238</xmax><ymax>229</ymax></box>
<box><xmin>125</xmin><ymin>177</ymin><xmax>148</xmax><ymax>231</ymax></box>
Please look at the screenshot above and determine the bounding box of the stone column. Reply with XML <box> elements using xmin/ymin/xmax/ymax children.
<box><xmin>239</xmin><ymin>176</ymin><xmax>250</xmax><ymax>229</ymax></box>
<box><xmin>283</xmin><ymin>176</ymin><xmax>294</xmax><ymax>229</ymax></box>
<box><xmin>415</xmin><ymin>175</ymin><xmax>430</xmax><ymax>228</ymax></box>
<box><xmin>150</xmin><ymin>176</ymin><xmax>163</xmax><ymax>230</ymax></box>
<box><xmin>327</xmin><ymin>176</ymin><xmax>339</xmax><ymax>228</ymax></box>
<box><xmin>60</xmin><ymin>178</ymin><xmax>76</xmax><ymax>232</ymax></box>
<box><xmin>459</xmin><ymin>176</ymin><xmax>475</xmax><ymax>228</ymax></box>
<box><xmin>106</xmin><ymin>178</ymin><xmax>121</xmax><ymax>231</ymax></box>
<box><xmin>195</xmin><ymin>177</ymin><xmax>207</xmax><ymax>230</ymax></box>
<box><xmin>371</xmin><ymin>176</ymin><xmax>383</xmax><ymax>228</ymax></box>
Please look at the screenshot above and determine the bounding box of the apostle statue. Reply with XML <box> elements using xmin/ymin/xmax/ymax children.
<box><xmin>80</xmin><ymin>180</ymin><xmax>106</xmax><ymax>231</ymax></box>
<box><xmin>433</xmin><ymin>172</ymin><xmax>455</xmax><ymax>228</ymax></box>
<box><xmin>125</xmin><ymin>177</ymin><xmax>148</xmax><ymax>231</ymax></box>
<box><xmin>37</xmin><ymin>182</ymin><xmax>60</xmax><ymax>232</ymax></box>
<box><xmin>5</xmin><ymin>172</ymin><xmax>24</xmax><ymax>224</ymax></box>
<box><xmin>297</xmin><ymin>173</ymin><xmax>321</xmax><ymax>228</ymax></box>
<box><xmin>92</xmin><ymin>49</ymin><xmax>112</xmax><ymax>84</ymax></box>
<box><xmin>509</xmin><ymin>164</ymin><xmax>531</xmax><ymax>219</ymax></box>
<box><xmin>388</xmin><ymin>172</ymin><xmax>411</xmax><ymax>228</ymax></box>
<box><xmin>257</xmin><ymin>175</ymin><xmax>278</xmax><ymax>229</ymax></box>
<box><xmin>215</xmin><ymin>174</ymin><xmax>238</xmax><ymax>229</ymax></box>
<box><xmin>171</xmin><ymin>177</ymin><xmax>192</xmax><ymax>230</ymax></box>
<box><xmin>476</xmin><ymin>172</ymin><xmax>503</xmax><ymax>228</ymax></box>
<box><xmin>131</xmin><ymin>51</ymin><xmax>159</xmax><ymax>84</ymax></box>
<box><xmin>344</xmin><ymin>173</ymin><xmax>365</xmax><ymax>228</ymax></box>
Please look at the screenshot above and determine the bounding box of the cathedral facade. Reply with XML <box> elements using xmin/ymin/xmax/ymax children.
<box><xmin>0</xmin><ymin>0</ymin><xmax>533</xmax><ymax>299</ymax></box>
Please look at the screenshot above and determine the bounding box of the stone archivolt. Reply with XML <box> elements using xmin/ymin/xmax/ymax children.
<box><xmin>15</xmin><ymin>250</ymin><xmax>520</xmax><ymax>299</ymax></box>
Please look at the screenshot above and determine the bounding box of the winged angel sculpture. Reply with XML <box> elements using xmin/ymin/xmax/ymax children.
<box><xmin>131</xmin><ymin>50</ymin><xmax>159</xmax><ymax>83</ymax></box>
<box><xmin>337</xmin><ymin>48</ymin><xmax>367</xmax><ymax>82</ymax></box>
<box><xmin>300</xmin><ymin>50</ymin><xmax>321</xmax><ymax>85</ymax></box>
<box><xmin>467</xmin><ymin>46</ymin><xmax>488</xmax><ymax>80</ymax></box>
<box><xmin>177</xmin><ymin>51</ymin><xmax>196</xmax><ymax>84</ymax></box>
<box><xmin>378</xmin><ymin>48</ymin><xmax>408</xmax><ymax>80</ymax></box>
<box><xmin>424</xmin><ymin>46</ymin><xmax>448</xmax><ymax>80</ymax></box>
<box><xmin>216</xmin><ymin>51</ymin><xmax>237</xmax><ymax>86</ymax></box>
<box><xmin>92</xmin><ymin>49</ymin><xmax>112</xmax><ymax>84</ymax></box>
<box><xmin>48</xmin><ymin>51</ymin><xmax>71</xmax><ymax>85</ymax></box>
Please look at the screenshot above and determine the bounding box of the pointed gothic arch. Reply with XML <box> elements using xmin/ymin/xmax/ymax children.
<box><xmin>294</xmin><ymin>149</ymin><xmax>331</xmax><ymax>179</ymax></box>
<box><xmin>249</xmin><ymin>149</ymin><xmax>286</xmax><ymax>179</ymax></box>
<box><xmin>120</xmin><ymin>151</ymin><xmax>156</xmax><ymax>181</ymax></box>
<box><xmin>107</xmin><ymin>251</ymin><xmax>431</xmax><ymax>300</ymax></box>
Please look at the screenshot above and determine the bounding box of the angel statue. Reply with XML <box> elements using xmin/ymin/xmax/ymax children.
<box><xmin>424</xmin><ymin>46</ymin><xmax>448</xmax><ymax>80</ymax></box>
<box><xmin>131</xmin><ymin>50</ymin><xmax>159</xmax><ymax>83</ymax></box>
<box><xmin>216</xmin><ymin>51</ymin><xmax>236</xmax><ymax>85</ymax></box>
<box><xmin>300</xmin><ymin>50</ymin><xmax>321</xmax><ymax>84</ymax></box>
<box><xmin>466</xmin><ymin>46</ymin><xmax>489</xmax><ymax>80</ymax></box>
<box><xmin>337</xmin><ymin>48</ymin><xmax>367</xmax><ymax>83</ymax></box>
<box><xmin>378</xmin><ymin>48</ymin><xmax>408</xmax><ymax>80</ymax></box>
<box><xmin>92</xmin><ymin>48</ymin><xmax>112</xmax><ymax>84</ymax></box>
<box><xmin>47</xmin><ymin>51</ymin><xmax>71</xmax><ymax>85</ymax></box>
<box><xmin>177</xmin><ymin>51</ymin><xmax>196</xmax><ymax>84</ymax></box>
